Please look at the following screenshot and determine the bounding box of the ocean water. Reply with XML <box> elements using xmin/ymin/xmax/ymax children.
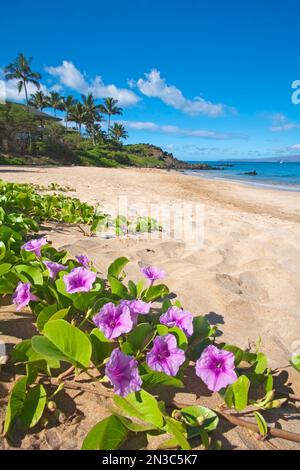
<box><xmin>185</xmin><ymin>161</ymin><xmax>300</xmax><ymax>192</ymax></box>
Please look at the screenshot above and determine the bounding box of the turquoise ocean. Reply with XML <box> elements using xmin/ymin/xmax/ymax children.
<box><xmin>186</xmin><ymin>161</ymin><xmax>300</xmax><ymax>192</ymax></box>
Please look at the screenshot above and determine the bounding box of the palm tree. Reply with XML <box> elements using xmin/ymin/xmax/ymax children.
<box><xmin>68</xmin><ymin>102</ymin><xmax>87</xmax><ymax>134</ymax></box>
<box><xmin>81</xmin><ymin>94</ymin><xmax>104</xmax><ymax>144</ymax></box>
<box><xmin>110</xmin><ymin>123</ymin><xmax>128</xmax><ymax>143</ymax></box>
<box><xmin>28</xmin><ymin>90</ymin><xmax>49</xmax><ymax>111</ymax></box>
<box><xmin>64</xmin><ymin>95</ymin><xmax>78</xmax><ymax>128</ymax></box>
<box><xmin>48</xmin><ymin>91</ymin><xmax>64</xmax><ymax>117</ymax></box>
<box><xmin>4</xmin><ymin>53</ymin><xmax>41</xmax><ymax>108</ymax></box>
<box><xmin>86</xmin><ymin>122</ymin><xmax>105</xmax><ymax>145</ymax></box>
<box><xmin>99</xmin><ymin>97</ymin><xmax>123</xmax><ymax>133</ymax></box>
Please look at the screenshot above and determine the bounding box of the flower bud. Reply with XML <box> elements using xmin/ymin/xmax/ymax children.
<box><xmin>47</xmin><ymin>401</ymin><xmax>57</xmax><ymax>412</ymax></box>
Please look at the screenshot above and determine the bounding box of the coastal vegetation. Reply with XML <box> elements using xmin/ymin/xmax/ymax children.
<box><xmin>1</xmin><ymin>178</ymin><xmax>299</xmax><ymax>450</ymax></box>
<box><xmin>0</xmin><ymin>53</ymin><xmax>213</xmax><ymax>170</ymax></box>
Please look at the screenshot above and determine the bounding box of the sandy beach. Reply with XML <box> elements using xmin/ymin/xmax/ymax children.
<box><xmin>1</xmin><ymin>165</ymin><xmax>300</xmax><ymax>450</ymax></box>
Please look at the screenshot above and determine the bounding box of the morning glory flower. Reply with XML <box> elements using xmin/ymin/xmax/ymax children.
<box><xmin>105</xmin><ymin>348</ymin><xmax>142</xmax><ymax>397</ymax></box>
<box><xmin>75</xmin><ymin>255</ymin><xmax>90</xmax><ymax>268</ymax></box>
<box><xmin>120</xmin><ymin>299</ymin><xmax>151</xmax><ymax>325</ymax></box>
<box><xmin>141</xmin><ymin>265</ymin><xmax>166</xmax><ymax>284</ymax></box>
<box><xmin>195</xmin><ymin>345</ymin><xmax>237</xmax><ymax>392</ymax></box>
<box><xmin>92</xmin><ymin>302</ymin><xmax>133</xmax><ymax>340</ymax></box>
<box><xmin>12</xmin><ymin>282</ymin><xmax>37</xmax><ymax>311</ymax></box>
<box><xmin>22</xmin><ymin>237</ymin><xmax>47</xmax><ymax>258</ymax></box>
<box><xmin>63</xmin><ymin>267</ymin><xmax>96</xmax><ymax>294</ymax></box>
<box><xmin>43</xmin><ymin>261</ymin><xmax>67</xmax><ymax>280</ymax></box>
<box><xmin>146</xmin><ymin>334</ymin><xmax>185</xmax><ymax>376</ymax></box>
<box><xmin>160</xmin><ymin>306</ymin><xmax>194</xmax><ymax>337</ymax></box>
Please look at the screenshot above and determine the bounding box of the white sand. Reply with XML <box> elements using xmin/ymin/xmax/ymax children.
<box><xmin>1</xmin><ymin>166</ymin><xmax>300</xmax><ymax>449</ymax></box>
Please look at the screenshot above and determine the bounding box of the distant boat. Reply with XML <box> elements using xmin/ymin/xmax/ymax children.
<box><xmin>279</xmin><ymin>160</ymin><xmax>283</xmax><ymax>164</ymax></box>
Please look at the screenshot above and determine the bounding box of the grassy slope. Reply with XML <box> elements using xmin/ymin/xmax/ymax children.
<box><xmin>0</xmin><ymin>143</ymin><xmax>214</xmax><ymax>169</ymax></box>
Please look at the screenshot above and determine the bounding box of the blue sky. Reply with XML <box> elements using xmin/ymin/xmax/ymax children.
<box><xmin>1</xmin><ymin>0</ymin><xmax>300</xmax><ymax>160</ymax></box>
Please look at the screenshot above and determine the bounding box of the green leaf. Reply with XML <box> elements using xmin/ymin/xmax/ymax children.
<box><xmin>107</xmin><ymin>275</ymin><xmax>128</xmax><ymax>297</ymax></box>
<box><xmin>254</xmin><ymin>412</ymin><xmax>268</xmax><ymax>438</ymax></box>
<box><xmin>19</xmin><ymin>384</ymin><xmax>47</xmax><ymax>430</ymax></box>
<box><xmin>128</xmin><ymin>280</ymin><xmax>137</xmax><ymax>298</ymax></box>
<box><xmin>32</xmin><ymin>319</ymin><xmax>92</xmax><ymax>368</ymax></box>
<box><xmin>168</xmin><ymin>327</ymin><xmax>188</xmax><ymax>349</ymax></box>
<box><xmin>0</xmin><ymin>241</ymin><xmax>6</xmax><ymax>261</ymax></box>
<box><xmin>190</xmin><ymin>316</ymin><xmax>211</xmax><ymax>343</ymax></box>
<box><xmin>141</xmin><ymin>370</ymin><xmax>184</xmax><ymax>388</ymax></box>
<box><xmin>14</xmin><ymin>264</ymin><xmax>43</xmax><ymax>285</ymax></box>
<box><xmin>36</xmin><ymin>304</ymin><xmax>58</xmax><ymax>331</ymax></box>
<box><xmin>90</xmin><ymin>328</ymin><xmax>114</xmax><ymax>365</ymax></box>
<box><xmin>117</xmin><ymin>415</ymin><xmax>156</xmax><ymax>432</ymax></box>
<box><xmin>0</xmin><ymin>262</ymin><xmax>12</xmax><ymax>276</ymax></box>
<box><xmin>180</xmin><ymin>406</ymin><xmax>219</xmax><ymax>432</ymax></box>
<box><xmin>290</xmin><ymin>353</ymin><xmax>300</xmax><ymax>372</ymax></box>
<box><xmin>121</xmin><ymin>323</ymin><xmax>154</xmax><ymax>355</ymax></box>
<box><xmin>113</xmin><ymin>389</ymin><xmax>165</xmax><ymax>428</ymax></box>
<box><xmin>107</xmin><ymin>257</ymin><xmax>129</xmax><ymax>278</ymax></box>
<box><xmin>254</xmin><ymin>353</ymin><xmax>268</xmax><ymax>374</ymax></box>
<box><xmin>156</xmin><ymin>324</ymin><xmax>169</xmax><ymax>336</ymax></box>
<box><xmin>223</xmin><ymin>345</ymin><xmax>244</xmax><ymax>366</ymax></box>
<box><xmin>4</xmin><ymin>377</ymin><xmax>27</xmax><ymax>435</ymax></box>
<box><xmin>81</xmin><ymin>415</ymin><xmax>128</xmax><ymax>450</ymax></box>
<box><xmin>231</xmin><ymin>375</ymin><xmax>250</xmax><ymax>411</ymax></box>
<box><xmin>156</xmin><ymin>325</ymin><xmax>187</xmax><ymax>349</ymax></box>
<box><xmin>143</xmin><ymin>284</ymin><xmax>169</xmax><ymax>302</ymax></box>
<box><xmin>11</xmin><ymin>339</ymin><xmax>60</xmax><ymax>370</ymax></box>
<box><xmin>136</xmin><ymin>279</ymin><xmax>144</xmax><ymax>297</ymax></box>
<box><xmin>38</xmin><ymin>307</ymin><xmax>69</xmax><ymax>332</ymax></box>
<box><xmin>165</xmin><ymin>416</ymin><xmax>191</xmax><ymax>450</ymax></box>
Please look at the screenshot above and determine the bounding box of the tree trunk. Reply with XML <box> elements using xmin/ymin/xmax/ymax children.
<box><xmin>24</xmin><ymin>82</ymin><xmax>32</xmax><ymax>148</ymax></box>
<box><xmin>107</xmin><ymin>114</ymin><xmax>111</xmax><ymax>133</ymax></box>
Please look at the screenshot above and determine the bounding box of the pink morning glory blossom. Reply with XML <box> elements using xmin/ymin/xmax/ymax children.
<box><xmin>75</xmin><ymin>255</ymin><xmax>90</xmax><ymax>268</ymax></box>
<box><xmin>141</xmin><ymin>265</ymin><xmax>165</xmax><ymax>284</ymax></box>
<box><xmin>105</xmin><ymin>348</ymin><xmax>142</xmax><ymax>397</ymax></box>
<box><xmin>146</xmin><ymin>334</ymin><xmax>185</xmax><ymax>376</ymax></box>
<box><xmin>195</xmin><ymin>345</ymin><xmax>237</xmax><ymax>392</ymax></box>
<box><xmin>120</xmin><ymin>299</ymin><xmax>151</xmax><ymax>325</ymax></box>
<box><xmin>92</xmin><ymin>302</ymin><xmax>133</xmax><ymax>340</ymax></box>
<box><xmin>63</xmin><ymin>267</ymin><xmax>96</xmax><ymax>294</ymax></box>
<box><xmin>22</xmin><ymin>237</ymin><xmax>47</xmax><ymax>258</ymax></box>
<box><xmin>12</xmin><ymin>282</ymin><xmax>37</xmax><ymax>311</ymax></box>
<box><xmin>43</xmin><ymin>261</ymin><xmax>67</xmax><ymax>280</ymax></box>
<box><xmin>160</xmin><ymin>306</ymin><xmax>194</xmax><ymax>337</ymax></box>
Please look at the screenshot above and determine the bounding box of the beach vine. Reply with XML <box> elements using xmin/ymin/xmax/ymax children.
<box><xmin>0</xmin><ymin>180</ymin><xmax>299</xmax><ymax>450</ymax></box>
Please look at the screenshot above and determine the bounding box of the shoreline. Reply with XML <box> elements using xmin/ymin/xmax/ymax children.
<box><xmin>184</xmin><ymin>169</ymin><xmax>300</xmax><ymax>193</ymax></box>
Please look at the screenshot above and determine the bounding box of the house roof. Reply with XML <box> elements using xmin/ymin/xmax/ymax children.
<box><xmin>5</xmin><ymin>101</ymin><xmax>62</xmax><ymax>121</ymax></box>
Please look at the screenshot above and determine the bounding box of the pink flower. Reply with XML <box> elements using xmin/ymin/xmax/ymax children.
<box><xmin>160</xmin><ymin>306</ymin><xmax>194</xmax><ymax>337</ymax></box>
<box><xmin>195</xmin><ymin>345</ymin><xmax>237</xmax><ymax>392</ymax></box>
<box><xmin>75</xmin><ymin>255</ymin><xmax>90</xmax><ymax>268</ymax></box>
<box><xmin>93</xmin><ymin>302</ymin><xmax>133</xmax><ymax>340</ymax></box>
<box><xmin>22</xmin><ymin>237</ymin><xmax>47</xmax><ymax>257</ymax></box>
<box><xmin>105</xmin><ymin>348</ymin><xmax>142</xmax><ymax>397</ymax></box>
<box><xmin>141</xmin><ymin>266</ymin><xmax>165</xmax><ymax>284</ymax></box>
<box><xmin>43</xmin><ymin>261</ymin><xmax>67</xmax><ymax>280</ymax></box>
<box><xmin>146</xmin><ymin>334</ymin><xmax>185</xmax><ymax>376</ymax></box>
<box><xmin>63</xmin><ymin>267</ymin><xmax>96</xmax><ymax>294</ymax></box>
<box><xmin>120</xmin><ymin>299</ymin><xmax>151</xmax><ymax>325</ymax></box>
<box><xmin>12</xmin><ymin>282</ymin><xmax>37</xmax><ymax>311</ymax></box>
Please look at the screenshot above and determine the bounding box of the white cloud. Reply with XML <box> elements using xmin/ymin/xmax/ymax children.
<box><xmin>120</xmin><ymin>120</ymin><xmax>248</xmax><ymax>140</ymax></box>
<box><xmin>270</xmin><ymin>113</ymin><xmax>300</xmax><ymax>132</ymax></box>
<box><xmin>0</xmin><ymin>71</ymin><xmax>48</xmax><ymax>103</ymax></box>
<box><xmin>45</xmin><ymin>60</ymin><xmax>140</xmax><ymax>107</ymax></box>
<box><xmin>135</xmin><ymin>69</ymin><xmax>231</xmax><ymax>117</ymax></box>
